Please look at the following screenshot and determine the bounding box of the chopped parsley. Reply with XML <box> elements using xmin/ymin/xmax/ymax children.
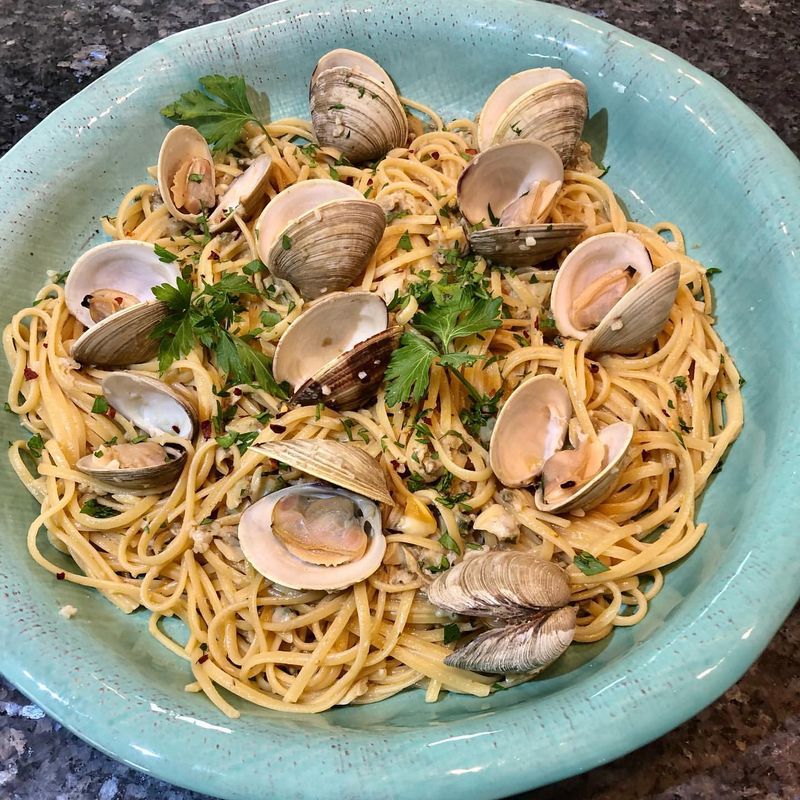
<box><xmin>154</xmin><ymin>243</ymin><xmax>179</xmax><ymax>263</ymax></box>
<box><xmin>80</xmin><ymin>498</ymin><xmax>120</xmax><ymax>518</ymax></box>
<box><xmin>397</xmin><ymin>231</ymin><xmax>413</xmax><ymax>251</ymax></box>
<box><xmin>443</xmin><ymin>622</ymin><xmax>461</xmax><ymax>645</ymax></box>
<box><xmin>91</xmin><ymin>396</ymin><xmax>109</xmax><ymax>414</ymax></box>
<box><xmin>672</xmin><ymin>376</ymin><xmax>688</xmax><ymax>392</ymax></box>
<box><xmin>27</xmin><ymin>433</ymin><xmax>44</xmax><ymax>459</ymax></box>
<box><xmin>574</xmin><ymin>551</ymin><xmax>609</xmax><ymax>576</ymax></box>
<box><xmin>215</xmin><ymin>429</ymin><xmax>259</xmax><ymax>455</ymax></box>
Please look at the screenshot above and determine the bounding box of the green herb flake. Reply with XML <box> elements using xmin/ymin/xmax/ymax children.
<box><xmin>130</xmin><ymin>434</ymin><xmax>149</xmax><ymax>444</ymax></box>
<box><xmin>243</xmin><ymin>258</ymin><xmax>266</xmax><ymax>276</ymax></box>
<box><xmin>315</xmin><ymin>402</ymin><xmax>324</xmax><ymax>421</ymax></box>
<box><xmin>80</xmin><ymin>498</ymin><xmax>120</xmax><ymax>518</ymax></box>
<box><xmin>443</xmin><ymin>623</ymin><xmax>460</xmax><ymax>645</ymax></box>
<box><xmin>574</xmin><ymin>551</ymin><xmax>610</xmax><ymax>576</ymax></box>
<box><xmin>154</xmin><ymin>243</ymin><xmax>179</xmax><ymax>263</ymax></box>
<box><xmin>672</xmin><ymin>376</ymin><xmax>688</xmax><ymax>392</ymax></box>
<box><xmin>260</xmin><ymin>311</ymin><xmax>281</xmax><ymax>328</ymax></box>
<box><xmin>438</xmin><ymin>531</ymin><xmax>461</xmax><ymax>554</ymax></box>
<box><xmin>91</xmin><ymin>396</ymin><xmax>109</xmax><ymax>415</ymax></box>
<box><xmin>716</xmin><ymin>390</ymin><xmax>728</xmax><ymax>402</ymax></box>
<box><xmin>281</xmin><ymin>233</ymin><xmax>292</xmax><ymax>251</ymax></box>
<box><xmin>386</xmin><ymin>209</ymin><xmax>410</xmax><ymax>224</ymax></box>
<box><xmin>188</xmin><ymin>173</ymin><xmax>204</xmax><ymax>183</ymax></box>
<box><xmin>398</xmin><ymin>231</ymin><xmax>413</xmax><ymax>251</ymax></box>
<box><xmin>328</xmin><ymin>103</ymin><xmax>345</xmax><ymax>110</ymax></box>
<box><xmin>340</xmin><ymin>418</ymin><xmax>356</xmax><ymax>441</ymax></box>
<box><xmin>27</xmin><ymin>433</ymin><xmax>44</xmax><ymax>459</ymax></box>
<box><xmin>705</xmin><ymin>267</ymin><xmax>722</xmax><ymax>277</ymax></box>
<box><xmin>427</xmin><ymin>555</ymin><xmax>450</xmax><ymax>574</ymax></box>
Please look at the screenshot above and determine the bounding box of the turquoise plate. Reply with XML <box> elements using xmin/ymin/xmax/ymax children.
<box><xmin>1</xmin><ymin>1</ymin><xmax>798</xmax><ymax>798</ymax></box>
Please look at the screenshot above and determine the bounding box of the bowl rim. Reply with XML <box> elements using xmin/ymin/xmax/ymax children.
<box><xmin>1</xmin><ymin>1</ymin><xmax>799</xmax><ymax>798</ymax></box>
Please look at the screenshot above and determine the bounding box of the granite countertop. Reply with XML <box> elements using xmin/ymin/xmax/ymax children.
<box><xmin>0</xmin><ymin>1</ymin><xmax>798</xmax><ymax>798</ymax></box>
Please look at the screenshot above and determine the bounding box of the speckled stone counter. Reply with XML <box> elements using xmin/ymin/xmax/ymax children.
<box><xmin>1</xmin><ymin>2</ymin><xmax>798</xmax><ymax>798</ymax></box>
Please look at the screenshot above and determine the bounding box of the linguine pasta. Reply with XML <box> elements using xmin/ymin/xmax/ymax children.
<box><xmin>4</xmin><ymin>96</ymin><xmax>742</xmax><ymax>716</ymax></box>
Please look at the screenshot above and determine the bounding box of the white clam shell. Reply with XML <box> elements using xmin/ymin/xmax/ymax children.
<box><xmin>238</xmin><ymin>484</ymin><xmax>386</xmax><ymax>591</ymax></box>
<box><xmin>157</xmin><ymin>125</ymin><xmax>216</xmax><ymax>224</ymax></box>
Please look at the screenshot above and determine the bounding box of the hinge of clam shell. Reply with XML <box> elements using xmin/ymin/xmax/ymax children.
<box><xmin>477</xmin><ymin>67</ymin><xmax>588</xmax><ymax>163</ymax></box>
<box><xmin>489</xmin><ymin>374</ymin><xmax>634</xmax><ymax>514</ymax></box>
<box><xmin>272</xmin><ymin>291</ymin><xmax>400</xmax><ymax>411</ymax></box>
<box><xmin>64</xmin><ymin>241</ymin><xmax>181</xmax><ymax>367</ymax></box>
<box><xmin>456</xmin><ymin>140</ymin><xmax>586</xmax><ymax>267</ymax></box>
<box><xmin>309</xmin><ymin>49</ymin><xmax>409</xmax><ymax>164</ymax></box>
<box><xmin>75</xmin><ymin>372</ymin><xmax>197</xmax><ymax>492</ymax></box>
<box><xmin>255</xmin><ymin>180</ymin><xmax>386</xmax><ymax>301</ymax></box>
<box><xmin>157</xmin><ymin>124</ymin><xmax>273</xmax><ymax>232</ymax></box>
<box><xmin>427</xmin><ymin>551</ymin><xmax>576</xmax><ymax>674</ymax></box>
<box><xmin>240</xmin><ymin>439</ymin><xmax>394</xmax><ymax>591</ymax></box>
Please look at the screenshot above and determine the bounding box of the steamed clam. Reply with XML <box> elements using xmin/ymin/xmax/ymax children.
<box><xmin>157</xmin><ymin>124</ymin><xmax>272</xmax><ymax>231</ymax></box>
<box><xmin>428</xmin><ymin>551</ymin><xmax>576</xmax><ymax>674</ymax></box>
<box><xmin>309</xmin><ymin>49</ymin><xmax>408</xmax><ymax>163</ymax></box>
<box><xmin>240</xmin><ymin>439</ymin><xmax>393</xmax><ymax>590</ymax></box>
<box><xmin>456</xmin><ymin>140</ymin><xmax>585</xmax><ymax>267</ymax></box>
<box><xmin>65</xmin><ymin>241</ymin><xmax>180</xmax><ymax>367</ymax></box>
<box><xmin>476</xmin><ymin>68</ymin><xmax>588</xmax><ymax>162</ymax></box>
<box><xmin>272</xmin><ymin>291</ymin><xmax>401</xmax><ymax>411</ymax></box>
<box><xmin>255</xmin><ymin>179</ymin><xmax>386</xmax><ymax>300</ymax></box>
<box><xmin>550</xmin><ymin>232</ymin><xmax>681</xmax><ymax>353</ymax></box>
<box><xmin>76</xmin><ymin>372</ymin><xmax>197</xmax><ymax>492</ymax></box>
<box><xmin>489</xmin><ymin>374</ymin><xmax>633</xmax><ymax>513</ymax></box>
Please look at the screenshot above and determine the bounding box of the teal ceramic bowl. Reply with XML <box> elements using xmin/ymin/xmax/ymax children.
<box><xmin>1</xmin><ymin>1</ymin><xmax>798</xmax><ymax>798</ymax></box>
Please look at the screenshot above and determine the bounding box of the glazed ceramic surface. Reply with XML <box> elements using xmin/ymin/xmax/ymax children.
<box><xmin>1</xmin><ymin>1</ymin><xmax>798</xmax><ymax>798</ymax></box>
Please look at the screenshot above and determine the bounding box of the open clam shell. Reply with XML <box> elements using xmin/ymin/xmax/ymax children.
<box><xmin>457</xmin><ymin>141</ymin><xmax>584</xmax><ymax>267</ymax></box>
<box><xmin>238</xmin><ymin>484</ymin><xmax>386</xmax><ymax>590</ymax></box>
<box><xmin>273</xmin><ymin>291</ymin><xmax>400</xmax><ymax>411</ymax></box>
<box><xmin>206</xmin><ymin>154</ymin><xmax>273</xmax><ymax>232</ymax></box>
<box><xmin>489</xmin><ymin>374</ymin><xmax>571</xmax><ymax>489</ymax></box>
<box><xmin>76</xmin><ymin>372</ymin><xmax>197</xmax><ymax>492</ymax></box>
<box><xmin>550</xmin><ymin>232</ymin><xmax>681</xmax><ymax>353</ymax></box>
<box><xmin>255</xmin><ymin>180</ymin><xmax>386</xmax><ymax>300</ymax></box>
<box><xmin>157</xmin><ymin>125</ymin><xmax>216</xmax><ymax>224</ymax></box>
<box><xmin>428</xmin><ymin>551</ymin><xmax>572</xmax><ymax>618</ymax></box>
<box><xmin>252</xmin><ymin>439</ymin><xmax>394</xmax><ymax>506</ymax></box>
<box><xmin>443</xmin><ymin>605</ymin><xmax>577</xmax><ymax>674</ymax></box>
<box><xmin>309</xmin><ymin>49</ymin><xmax>408</xmax><ymax>163</ymax></box>
<box><xmin>535</xmin><ymin>421</ymin><xmax>634</xmax><ymax>513</ymax></box>
<box><xmin>477</xmin><ymin>68</ymin><xmax>588</xmax><ymax>162</ymax></box>
<box><xmin>65</xmin><ymin>241</ymin><xmax>180</xmax><ymax>367</ymax></box>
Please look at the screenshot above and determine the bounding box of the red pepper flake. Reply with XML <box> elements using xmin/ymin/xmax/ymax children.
<box><xmin>114</xmin><ymin>296</ymin><xmax>123</xmax><ymax>304</ymax></box>
<box><xmin>42</xmin><ymin>343</ymin><xmax>48</xmax><ymax>349</ymax></box>
<box><xmin>270</xmin><ymin>423</ymin><xmax>286</xmax><ymax>434</ymax></box>
<box><xmin>232</xmin><ymin>387</ymin><xmax>242</xmax><ymax>396</ymax></box>
<box><xmin>465</xmin><ymin>148</ymin><xmax>478</xmax><ymax>155</ymax></box>
<box><xmin>106</xmin><ymin>408</ymin><xmax>116</xmax><ymax>419</ymax></box>
<box><xmin>533</xmin><ymin>317</ymin><xmax>540</xmax><ymax>330</ymax></box>
<box><xmin>24</xmin><ymin>367</ymin><xmax>38</xmax><ymax>380</ymax></box>
<box><xmin>367</xmin><ymin>178</ymin><xmax>373</xmax><ymax>185</ymax></box>
<box><xmin>523</xmin><ymin>329</ymin><xmax>530</xmax><ymax>339</ymax></box>
<box><xmin>56</xmin><ymin>572</ymin><xmax>65</xmax><ymax>581</ymax></box>
<box><xmin>588</xmin><ymin>363</ymin><xmax>600</xmax><ymax>374</ymax></box>
<box><xmin>200</xmin><ymin>420</ymin><xmax>212</xmax><ymax>439</ymax></box>
<box><xmin>171</xmin><ymin>425</ymin><xmax>180</xmax><ymax>433</ymax></box>
<box><xmin>390</xmin><ymin>460</ymin><xmax>407</xmax><ymax>475</ymax></box>
<box><xmin>430</xmin><ymin>151</ymin><xmax>439</xmax><ymax>159</ymax></box>
<box><xmin>208</xmin><ymin>251</ymin><xmax>220</xmax><ymax>261</ymax></box>
<box><xmin>198</xmin><ymin>653</ymin><xmax>209</xmax><ymax>664</ymax></box>
<box><xmin>560</xmin><ymin>480</ymin><xmax>576</xmax><ymax>489</ymax></box>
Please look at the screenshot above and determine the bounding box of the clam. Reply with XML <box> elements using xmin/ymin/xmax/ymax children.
<box><xmin>255</xmin><ymin>180</ymin><xmax>386</xmax><ymax>300</ymax></box>
<box><xmin>65</xmin><ymin>241</ymin><xmax>180</xmax><ymax>366</ymax></box>
<box><xmin>550</xmin><ymin>232</ymin><xmax>681</xmax><ymax>353</ymax></box>
<box><xmin>157</xmin><ymin>124</ymin><xmax>272</xmax><ymax>230</ymax></box>
<box><xmin>457</xmin><ymin>140</ymin><xmax>585</xmax><ymax>267</ymax></box>
<box><xmin>241</xmin><ymin>439</ymin><xmax>394</xmax><ymax>590</ymax></box>
<box><xmin>489</xmin><ymin>374</ymin><xmax>633</xmax><ymax>513</ymax></box>
<box><xmin>309</xmin><ymin>49</ymin><xmax>408</xmax><ymax>163</ymax></box>
<box><xmin>76</xmin><ymin>372</ymin><xmax>197</xmax><ymax>491</ymax></box>
<box><xmin>427</xmin><ymin>550</ymin><xmax>575</xmax><ymax>674</ymax></box>
<box><xmin>476</xmin><ymin>68</ymin><xmax>588</xmax><ymax>162</ymax></box>
<box><xmin>272</xmin><ymin>291</ymin><xmax>401</xmax><ymax>411</ymax></box>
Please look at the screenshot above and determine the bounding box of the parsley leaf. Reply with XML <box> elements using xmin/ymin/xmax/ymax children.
<box><xmin>80</xmin><ymin>498</ymin><xmax>120</xmax><ymax>518</ymax></box>
<box><xmin>27</xmin><ymin>433</ymin><xmax>44</xmax><ymax>459</ymax></box>
<box><xmin>672</xmin><ymin>376</ymin><xmax>688</xmax><ymax>392</ymax></box>
<box><xmin>443</xmin><ymin>622</ymin><xmax>461</xmax><ymax>645</ymax></box>
<box><xmin>91</xmin><ymin>396</ymin><xmax>109</xmax><ymax>414</ymax></box>
<box><xmin>438</xmin><ymin>531</ymin><xmax>461</xmax><ymax>554</ymax></box>
<box><xmin>154</xmin><ymin>243</ymin><xmax>178</xmax><ymax>263</ymax></box>
<box><xmin>384</xmin><ymin>332</ymin><xmax>439</xmax><ymax>407</ymax></box>
<box><xmin>414</xmin><ymin>290</ymin><xmax>502</xmax><ymax>351</ymax></box>
<box><xmin>397</xmin><ymin>231</ymin><xmax>413</xmax><ymax>251</ymax></box>
<box><xmin>160</xmin><ymin>75</ymin><xmax>267</xmax><ymax>152</ymax></box>
<box><xmin>574</xmin><ymin>551</ymin><xmax>609</xmax><ymax>575</ymax></box>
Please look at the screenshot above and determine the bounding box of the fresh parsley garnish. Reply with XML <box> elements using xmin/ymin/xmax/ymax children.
<box><xmin>130</xmin><ymin>434</ymin><xmax>149</xmax><ymax>444</ymax></box>
<box><xmin>160</xmin><ymin>75</ymin><xmax>268</xmax><ymax>152</ymax></box>
<box><xmin>672</xmin><ymin>376</ymin><xmax>688</xmax><ymax>392</ymax></box>
<box><xmin>427</xmin><ymin>555</ymin><xmax>451</xmax><ymax>574</ymax></box>
<box><xmin>281</xmin><ymin>233</ymin><xmax>292</xmax><ymax>251</ymax></box>
<box><xmin>386</xmin><ymin>209</ymin><xmax>410</xmax><ymax>224</ymax></box>
<box><xmin>716</xmin><ymin>390</ymin><xmax>728</xmax><ymax>402</ymax></box>
<box><xmin>151</xmin><ymin>274</ymin><xmax>287</xmax><ymax>398</ymax></box>
<box><xmin>80</xmin><ymin>498</ymin><xmax>120</xmax><ymax>518</ymax></box>
<box><xmin>706</xmin><ymin>267</ymin><xmax>722</xmax><ymax>277</ymax></box>
<box><xmin>242</xmin><ymin>259</ymin><xmax>266</xmax><ymax>276</ymax></box>
<box><xmin>384</xmin><ymin>332</ymin><xmax>439</xmax><ymax>406</ymax></box>
<box><xmin>27</xmin><ymin>433</ymin><xmax>44</xmax><ymax>459</ymax></box>
<box><xmin>215</xmin><ymin>429</ymin><xmax>259</xmax><ymax>455</ymax></box>
<box><xmin>397</xmin><ymin>231</ymin><xmax>413</xmax><ymax>251</ymax></box>
<box><xmin>443</xmin><ymin>622</ymin><xmax>461</xmax><ymax>645</ymax></box>
<box><xmin>438</xmin><ymin>531</ymin><xmax>461</xmax><ymax>554</ymax></box>
<box><xmin>91</xmin><ymin>396</ymin><xmax>109</xmax><ymax>414</ymax></box>
<box><xmin>574</xmin><ymin>551</ymin><xmax>609</xmax><ymax>575</ymax></box>
<box><xmin>154</xmin><ymin>243</ymin><xmax>179</xmax><ymax>263</ymax></box>
<box><xmin>487</xmin><ymin>203</ymin><xmax>500</xmax><ymax>226</ymax></box>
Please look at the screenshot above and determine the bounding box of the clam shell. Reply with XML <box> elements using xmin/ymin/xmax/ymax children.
<box><xmin>468</xmin><ymin>223</ymin><xmax>586</xmax><ymax>268</ymax></box>
<box><xmin>443</xmin><ymin>605</ymin><xmax>576</xmax><ymax>674</ymax></box>
<box><xmin>157</xmin><ymin>125</ymin><xmax>216</xmax><ymax>224</ymax></box>
<box><xmin>477</xmin><ymin>69</ymin><xmax>588</xmax><ymax>162</ymax></box>
<box><xmin>291</xmin><ymin>326</ymin><xmax>402</xmax><ymax>411</ymax></box>
<box><xmin>75</xmin><ymin>373</ymin><xmax>196</xmax><ymax>493</ymax></box>
<box><xmin>310</xmin><ymin>49</ymin><xmax>408</xmax><ymax>163</ymax></box>
<box><xmin>428</xmin><ymin>550</ymin><xmax>572</xmax><ymax>618</ymax></box>
<box><xmin>75</xmin><ymin>447</ymin><xmax>187</xmax><ymax>493</ymax></box>
<box><xmin>252</xmin><ymin>439</ymin><xmax>393</xmax><ymax>506</ymax></box>
<box><xmin>273</xmin><ymin>291</ymin><xmax>398</xmax><ymax>410</ymax></box>
<box><xmin>71</xmin><ymin>300</ymin><xmax>170</xmax><ymax>367</ymax></box>
<box><xmin>207</xmin><ymin>154</ymin><xmax>273</xmax><ymax>232</ymax></box>
<box><xmin>489</xmin><ymin>375</ymin><xmax>572</xmax><ymax>489</ymax></box>
<box><xmin>550</xmin><ymin>232</ymin><xmax>680</xmax><ymax>353</ymax></box>
<box><xmin>238</xmin><ymin>483</ymin><xmax>386</xmax><ymax>591</ymax></box>
<box><xmin>534</xmin><ymin>421</ymin><xmax>634</xmax><ymax>513</ymax></box>
<box><xmin>256</xmin><ymin>180</ymin><xmax>386</xmax><ymax>300</ymax></box>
